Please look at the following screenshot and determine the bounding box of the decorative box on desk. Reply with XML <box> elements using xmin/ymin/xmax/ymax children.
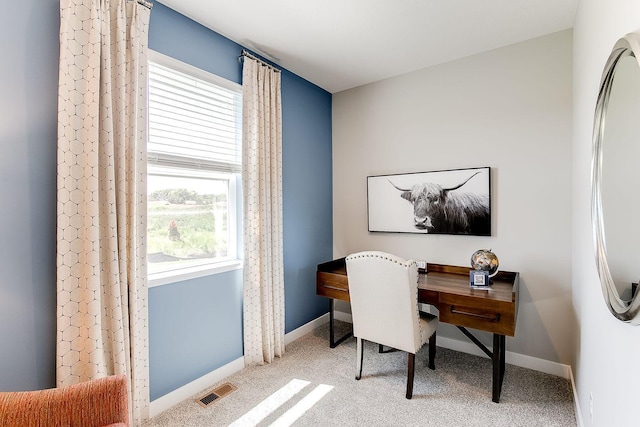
<box><xmin>470</xmin><ymin>270</ymin><xmax>490</xmax><ymax>288</ymax></box>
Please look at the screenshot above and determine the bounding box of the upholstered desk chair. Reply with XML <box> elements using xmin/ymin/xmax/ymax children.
<box><xmin>0</xmin><ymin>374</ymin><xmax>129</xmax><ymax>427</ymax></box>
<box><xmin>345</xmin><ymin>251</ymin><xmax>438</xmax><ymax>399</ymax></box>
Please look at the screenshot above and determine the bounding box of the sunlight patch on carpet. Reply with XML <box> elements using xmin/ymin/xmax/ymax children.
<box><xmin>228</xmin><ymin>379</ymin><xmax>310</xmax><ymax>426</ymax></box>
<box><xmin>269</xmin><ymin>384</ymin><xmax>334</xmax><ymax>427</ymax></box>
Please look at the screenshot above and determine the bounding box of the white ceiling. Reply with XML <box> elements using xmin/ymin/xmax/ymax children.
<box><xmin>156</xmin><ymin>0</ymin><xmax>578</xmax><ymax>94</ymax></box>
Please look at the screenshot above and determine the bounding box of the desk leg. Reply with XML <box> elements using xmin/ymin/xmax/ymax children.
<box><xmin>329</xmin><ymin>299</ymin><xmax>352</xmax><ymax>348</ymax></box>
<box><xmin>500</xmin><ymin>334</ymin><xmax>506</xmax><ymax>384</ymax></box>
<box><xmin>492</xmin><ymin>333</ymin><xmax>506</xmax><ymax>403</ymax></box>
<box><xmin>457</xmin><ymin>327</ymin><xmax>506</xmax><ymax>403</ymax></box>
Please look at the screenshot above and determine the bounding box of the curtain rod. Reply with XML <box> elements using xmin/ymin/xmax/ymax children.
<box><xmin>239</xmin><ymin>50</ymin><xmax>281</xmax><ymax>73</ymax></box>
<box><xmin>130</xmin><ymin>0</ymin><xmax>153</xmax><ymax>9</ymax></box>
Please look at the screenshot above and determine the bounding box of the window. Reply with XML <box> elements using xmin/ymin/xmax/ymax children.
<box><xmin>147</xmin><ymin>51</ymin><xmax>242</xmax><ymax>285</ymax></box>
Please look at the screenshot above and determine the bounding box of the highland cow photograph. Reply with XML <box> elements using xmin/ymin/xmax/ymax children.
<box><xmin>367</xmin><ymin>167</ymin><xmax>491</xmax><ymax>235</ymax></box>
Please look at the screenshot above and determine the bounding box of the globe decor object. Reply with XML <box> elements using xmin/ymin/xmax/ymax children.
<box><xmin>471</xmin><ymin>249</ymin><xmax>499</xmax><ymax>277</ymax></box>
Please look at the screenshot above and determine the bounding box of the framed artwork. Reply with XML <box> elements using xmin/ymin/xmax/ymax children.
<box><xmin>367</xmin><ymin>166</ymin><xmax>491</xmax><ymax>235</ymax></box>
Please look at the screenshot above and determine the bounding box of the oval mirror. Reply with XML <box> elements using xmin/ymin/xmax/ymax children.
<box><xmin>592</xmin><ymin>32</ymin><xmax>640</xmax><ymax>323</ymax></box>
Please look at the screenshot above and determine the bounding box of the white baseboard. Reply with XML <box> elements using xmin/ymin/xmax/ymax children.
<box><xmin>284</xmin><ymin>313</ymin><xmax>330</xmax><ymax>345</ymax></box>
<box><xmin>149</xmin><ymin>357</ymin><xmax>245</xmax><ymax>418</ymax></box>
<box><xmin>570</xmin><ymin>368</ymin><xmax>584</xmax><ymax>427</ymax></box>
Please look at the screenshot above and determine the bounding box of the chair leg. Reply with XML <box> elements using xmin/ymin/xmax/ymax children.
<box><xmin>406</xmin><ymin>352</ymin><xmax>415</xmax><ymax>399</ymax></box>
<box><xmin>356</xmin><ymin>337</ymin><xmax>364</xmax><ymax>380</ymax></box>
<box><xmin>428</xmin><ymin>332</ymin><xmax>436</xmax><ymax>370</ymax></box>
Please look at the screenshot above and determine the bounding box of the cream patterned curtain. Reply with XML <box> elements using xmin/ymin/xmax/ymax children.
<box><xmin>57</xmin><ymin>0</ymin><xmax>151</xmax><ymax>424</ymax></box>
<box><xmin>242</xmin><ymin>53</ymin><xmax>285</xmax><ymax>365</ymax></box>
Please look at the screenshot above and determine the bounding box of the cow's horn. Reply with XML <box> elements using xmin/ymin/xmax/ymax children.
<box><xmin>388</xmin><ymin>180</ymin><xmax>410</xmax><ymax>192</ymax></box>
<box><xmin>443</xmin><ymin>171</ymin><xmax>482</xmax><ymax>192</ymax></box>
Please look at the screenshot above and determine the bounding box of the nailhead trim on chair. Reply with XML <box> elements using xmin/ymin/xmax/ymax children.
<box><xmin>346</xmin><ymin>252</ymin><xmax>417</xmax><ymax>268</ymax></box>
<box><xmin>346</xmin><ymin>252</ymin><xmax>421</xmax><ymax>319</ymax></box>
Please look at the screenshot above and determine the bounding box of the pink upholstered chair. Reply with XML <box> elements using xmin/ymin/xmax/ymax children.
<box><xmin>346</xmin><ymin>251</ymin><xmax>438</xmax><ymax>399</ymax></box>
<box><xmin>0</xmin><ymin>374</ymin><xmax>129</xmax><ymax>427</ymax></box>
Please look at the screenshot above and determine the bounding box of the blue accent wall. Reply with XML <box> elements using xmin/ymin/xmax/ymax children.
<box><xmin>281</xmin><ymin>73</ymin><xmax>334</xmax><ymax>330</ymax></box>
<box><xmin>0</xmin><ymin>0</ymin><xmax>332</xmax><ymax>399</ymax></box>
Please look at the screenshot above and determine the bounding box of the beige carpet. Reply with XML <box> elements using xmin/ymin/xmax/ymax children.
<box><xmin>144</xmin><ymin>321</ymin><xmax>576</xmax><ymax>426</ymax></box>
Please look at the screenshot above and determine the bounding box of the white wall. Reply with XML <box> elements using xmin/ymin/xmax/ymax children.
<box><xmin>573</xmin><ymin>1</ymin><xmax>640</xmax><ymax>426</ymax></box>
<box><xmin>333</xmin><ymin>30</ymin><xmax>574</xmax><ymax>364</ymax></box>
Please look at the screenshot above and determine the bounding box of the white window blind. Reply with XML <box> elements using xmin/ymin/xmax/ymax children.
<box><xmin>148</xmin><ymin>61</ymin><xmax>242</xmax><ymax>173</ymax></box>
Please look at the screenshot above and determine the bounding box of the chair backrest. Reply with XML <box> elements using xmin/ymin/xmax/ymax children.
<box><xmin>345</xmin><ymin>251</ymin><xmax>421</xmax><ymax>354</ymax></box>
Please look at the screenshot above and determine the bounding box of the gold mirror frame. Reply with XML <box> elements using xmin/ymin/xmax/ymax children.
<box><xmin>592</xmin><ymin>33</ymin><xmax>640</xmax><ymax>323</ymax></box>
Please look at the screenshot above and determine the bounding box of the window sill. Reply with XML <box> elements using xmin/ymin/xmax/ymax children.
<box><xmin>148</xmin><ymin>259</ymin><xmax>243</xmax><ymax>288</ymax></box>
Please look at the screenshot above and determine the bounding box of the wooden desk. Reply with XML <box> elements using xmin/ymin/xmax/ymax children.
<box><xmin>316</xmin><ymin>259</ymin><xmax>519</xmax><ymax>403</ymax></box>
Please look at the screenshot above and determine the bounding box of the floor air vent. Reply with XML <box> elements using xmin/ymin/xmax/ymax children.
<box><xmin>196</xmin><ymin>382</ymin><xmax>237</xmax><ymax>408</ymax></box>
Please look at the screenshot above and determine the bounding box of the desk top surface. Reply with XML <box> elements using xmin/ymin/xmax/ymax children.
<box><xmin>317</xmin><ymin>258</ymin><xmax>519</xmax><ymax>304</ymax></box>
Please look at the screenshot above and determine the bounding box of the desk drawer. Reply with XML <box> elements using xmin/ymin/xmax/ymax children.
<box><xmin>316</xmin><ymin>271</ymin><xmax>350</xmax><ymax>302</ymax></box>
<box><xmin>438</xmin><ymin>294</ymin><xmax>515</xmax><ymax>336</ymax></box>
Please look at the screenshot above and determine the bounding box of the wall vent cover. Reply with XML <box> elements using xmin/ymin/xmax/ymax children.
<box><xmin>196</xmin><ymin>382</ymin><xmax>237</xmax><ymax>408</ymax></box>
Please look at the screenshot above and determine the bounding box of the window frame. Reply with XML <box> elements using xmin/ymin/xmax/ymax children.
<box><xmin>146</xmin><ymin>50</ymin><xmax>243</xmax><ymax>288</ymax></box>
